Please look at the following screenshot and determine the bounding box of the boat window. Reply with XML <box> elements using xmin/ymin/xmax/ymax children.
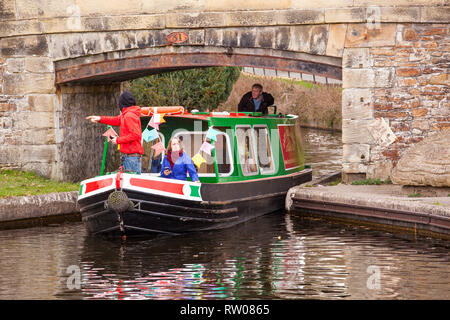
<box><xmin>173</xmin><ymin>131</ymin><xmax>233</xmax><ymax>177</ymax></box>
<box><xmin>254</xmin><ymin>126</ymin><xmax>274</xmax><ymax>174</ymax></box>
<box><xmin>142</xmin><ymin>133</ymin><xmax>165</xmax><ymax>174</ymax></box>
<box><xmin>235</xmin><ymin>126</ymin><xmax>258</xmax><ymax>176</ymax></box>
<box><xmin>213</xmin><ymin>131</ymin><xmax>232</xmax><ymax>175</ymax></box>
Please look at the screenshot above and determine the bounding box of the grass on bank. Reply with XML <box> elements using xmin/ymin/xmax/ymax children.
<box><xmin>328</xmin><ymin>179</ymin><xmax>342</xmax><ymax>186</ymax></box>
<box><xmin>0</xmin><ymin>170</ymin><xmax>79</xmax><ymax>199</ymax></box>
<box><xmin>351</xmin><ymin>178</ymin><xmax>392</xmax><ymax>185</ymax></box>
<box><xmin>408</xmin><ymin>193</ymin><xmax>422</xmax><ymax>198</ymax></box>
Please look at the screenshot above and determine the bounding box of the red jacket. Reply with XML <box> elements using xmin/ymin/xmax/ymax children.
<box><xmin>100</xmin><ymin>106</ymin><xmax>144</xmax><ymax>155</ymax></box>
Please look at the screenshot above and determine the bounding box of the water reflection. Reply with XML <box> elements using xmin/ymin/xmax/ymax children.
<box><xmin>74</xmin><ymin>212</ymin><xmax>287</xmax><ymax>300</ymax></box>
<box><xmin>44</xmin><ymin>214</ymin><xmax>447</xmax><ymax>300</ymax></box>
<box><xmin>0</xmin><ymin>213</ymin><xmax>448</xmax><ymax>300</ymax></box>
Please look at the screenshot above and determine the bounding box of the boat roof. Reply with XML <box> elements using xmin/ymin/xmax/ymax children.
<box><xmin>154</xmin><ymin>111</ymin><xmax>297</xmax><ymax>121</ymax></box>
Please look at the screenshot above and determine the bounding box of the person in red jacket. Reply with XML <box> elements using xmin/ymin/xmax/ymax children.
<box><xmin>86</xmin><ymin>91</ymin><xmax>143</xmax><ymax>174</ymax></box>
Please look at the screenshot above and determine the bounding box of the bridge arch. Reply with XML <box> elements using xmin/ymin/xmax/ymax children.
<box><xmin>54</xmin><ymin>46</ymin><xmax>342</xmax><ymax>85</ymax></box>
<box><xmin>52</xmin><ymin>29</ymin><xmax>343</xmax><ymax>181</ymax></box>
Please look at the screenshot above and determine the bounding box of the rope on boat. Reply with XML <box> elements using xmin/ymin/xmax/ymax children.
<box><xmin>106</xmin><ymin>191</ymin><xmax>133</xmax><ymax>240</ymax></box>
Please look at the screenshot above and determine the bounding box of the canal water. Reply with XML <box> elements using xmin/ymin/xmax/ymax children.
<box><xmin>301</xmin><ymin>127</ymin><xmax>343</xmax><ymax>179</ymax></box>
<box><xmin>0</xmin><ymin>128</ymin><xmax>448</xmax><ymax>300</ymax></box>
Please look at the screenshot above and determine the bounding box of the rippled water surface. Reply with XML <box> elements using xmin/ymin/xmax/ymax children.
<box><xmin>0</xmin><ymin>128</ymin><xmax>448</xmax><ymax>300</ymax></box>
<box><xmin>301</xmin><ymin>128</ymin><xmax>343</xmax><ymax>178</ymax></box>
<box><xmin>0</xmin><ymin>214</ymin><xmax>448</xmax><ymax>300</ymax></box>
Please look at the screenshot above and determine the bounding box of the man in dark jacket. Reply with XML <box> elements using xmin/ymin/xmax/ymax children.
<box><xmin>86</xmin><ymin>90</ymin><xmax>143</xmax><ymax>174</ymax></box>
<box><xmin>238</xmin><ymin>83</ymin><xmax>274</xmax><ymax>115</ymax></box>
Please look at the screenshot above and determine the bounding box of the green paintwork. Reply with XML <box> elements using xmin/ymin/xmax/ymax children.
<box><xmin>189</xmin><ymin>185</ymin><xmax>201</xmax><ymax>198</ymax></box>
<box><xmin>140</xmin><ymin>111</ymin><xmax>305</xmax><ymax>184</ymax></box>
<box><xmin>100</xmin><ymin>125</ymin><xmax>111</xmax><ymax>176</ymax></box>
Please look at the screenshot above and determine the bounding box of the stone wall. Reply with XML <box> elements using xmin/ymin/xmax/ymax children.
<box><xmin>0</xmin><ymin>81</ymin><xmax>122</xmax><ymax>181</ymax></box>
<box><xmin>2</xmin><ymin>1</ymin><xmax>449</xmax><ymax>39</ymax></box>
<box><xmin>0</xmin><ymin>50</ymin><xmax>58</xmax><ymax>178</ymax></box>
<box><xmin>58</xmin><ymin>84</ymin><xmax>122</xmax><ymax>181</ymax></box>
<box><xmin>342</xmin><ymin>23</ymin><xmax>449</xmax><ymax>182</ymax></box>
<box><xmin>372</xmin><ymin>24</ymin><xmax>449</xmax><ymax>179</ymax></box>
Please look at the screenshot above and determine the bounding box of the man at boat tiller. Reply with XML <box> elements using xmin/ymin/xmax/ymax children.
<box><xmin>238</xmin><ymin>83</ymin><xmax>275</xmax><ymax>115</ymax></box>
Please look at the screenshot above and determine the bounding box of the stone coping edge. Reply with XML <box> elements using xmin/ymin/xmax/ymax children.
<box><xmin>289</xmin><ymin>187</ymin><xmax>450</xmax><ymax>218</ymax></box>
<box><xmin>0</xmin><ymin>191</ymin><xmax>80</xmax><ymax>223</ymax></box>
<box><xmin>286</xmin><ymin>186</ymin><xmax>450</xmax><ymax>238</ymax></box>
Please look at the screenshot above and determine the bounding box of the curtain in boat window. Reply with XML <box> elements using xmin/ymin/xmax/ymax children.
<box><xmin>235</xmin><ymin>126</ymin><xmax>258</xmax><ymax>176</ymax></box>
<box><xmin>174</xmin><ymin>132</ymin><xmax>232</xmax><ymax>176</ymax></box>
<box><xmin>142</xmin><ymin>133</ymin><xmax>165</xmax><ymax>173</ymax></box>
<box><xmin>254</xmin><ymin>126</ymin><xmax>274</xmax><ymax>174</ymax></box>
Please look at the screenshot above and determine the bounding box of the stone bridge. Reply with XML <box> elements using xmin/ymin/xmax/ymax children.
<box><xmin>0</xmin><ymin>0</ymin><xmax>449</xmax><ymax>184</ymax></box>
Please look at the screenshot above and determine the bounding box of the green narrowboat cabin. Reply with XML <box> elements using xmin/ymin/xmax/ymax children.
<box><xmin>77</xmin><ymin>108</ymin><xmax>312</xmax><ymax>237</ymax></box>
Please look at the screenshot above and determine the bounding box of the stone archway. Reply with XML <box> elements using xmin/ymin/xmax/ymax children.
<box><xmin>55</xmin><ymin>48</ymin><xmax>342</xmax><ymax>85</ymax></box>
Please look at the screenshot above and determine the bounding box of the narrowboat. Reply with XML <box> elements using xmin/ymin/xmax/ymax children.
<box><xmin>77</xmin><ymin>107</ymin><xmax>312</xmax><ymax>237</ymax></box>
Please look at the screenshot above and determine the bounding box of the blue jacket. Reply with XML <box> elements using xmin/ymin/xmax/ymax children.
<box><xmin>160</xmin><ymin>152</ymin><xmax>199</xmax><ymax>182</ymax></box>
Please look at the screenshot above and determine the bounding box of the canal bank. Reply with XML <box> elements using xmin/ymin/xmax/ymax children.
<box><xmin>0</xmin><ymin>191</ymin><xmax>80</xmax><ymax>229</ymax></box>
<box><xmin>286</xmin><ymin>181</ymin><xmax>450</xmax><ymax>240</ymax></box>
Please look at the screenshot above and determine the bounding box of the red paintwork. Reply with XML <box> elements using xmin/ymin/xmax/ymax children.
<box><xmin>167</xmin><ymin>112</ymin><xmax>253</xmax><ymax>121</ymax></box>
<box><xmin>116</xmin><ymin>171</ymin><xmax>123</xmax><ymax>190</ymax></box>
<box><xmin>278</xmin><ymin>125</ymin><xmax>301</xmax><ymax>169</ymax></box>
<box><xmin>141</xmin><ymin>106</ymin><xmax>184</xmax><ymax>116</ymax></box>
<box><xmin>85</xmin><ymin>178</ymin><xmax>114</xmax><ymax>194</ymax></box>
<box><xmin>129</xmin><ymin>178</ymin><xmax>185</xmax><ymax>195</ymax></box>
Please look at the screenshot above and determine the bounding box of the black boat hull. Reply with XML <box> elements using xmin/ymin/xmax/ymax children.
<box><xmin>78</xmin><ymin>168</ymin><xmax>312</xmax><ymax>237</ymax></box>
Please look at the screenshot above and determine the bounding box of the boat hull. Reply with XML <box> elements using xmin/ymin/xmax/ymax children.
<box><xmin>78</xmin><ymin>168</ymin><xmax>312</xmax><ymax>237</ymax></box>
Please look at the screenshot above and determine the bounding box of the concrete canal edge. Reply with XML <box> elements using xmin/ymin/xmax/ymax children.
<box><xmin>286</xmin><ymin>182</ymin><xmax>450</xmax><ymax>240</ymax></box>
<box><xmin>0</xmin><ymin>191</ymin><xmax>80</xmax><ymax>230</ymax></box>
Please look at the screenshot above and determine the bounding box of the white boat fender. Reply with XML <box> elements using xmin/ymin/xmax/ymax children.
<box><xmin>285</xmin><ymin>187</ymin><xmax>297</xmax><ymax>212</ymax></box>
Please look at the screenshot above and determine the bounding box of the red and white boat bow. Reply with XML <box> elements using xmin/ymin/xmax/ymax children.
<box><xmin>78</xmin><ymin>173</ymin><xmax>202</xmax><ymax>202</ymax></box>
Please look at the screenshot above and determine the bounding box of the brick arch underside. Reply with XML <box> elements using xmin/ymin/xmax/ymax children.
<box><xmin>55</xmin><ymin>50</ymin><xmax>342</xmax><ymax>85</ymax></box>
